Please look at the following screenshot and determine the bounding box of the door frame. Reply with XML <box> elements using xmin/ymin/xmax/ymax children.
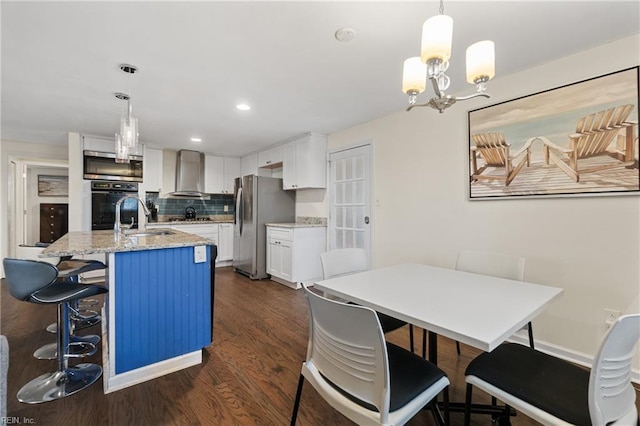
<box><xmin>327</xmin><ymin>139</ymin><xmax>375</xmax><ymax>267</ymax></box>
<box><xmin>7</xmin><ymin>155</ymin><xmax>68</xmax><ymax>258</ymax></box>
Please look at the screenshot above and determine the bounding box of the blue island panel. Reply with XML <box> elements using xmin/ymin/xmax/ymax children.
<box><xmin>114</xmin><ymin>245</ymin><xmax>212</xmax><ymax>374</ymax></box>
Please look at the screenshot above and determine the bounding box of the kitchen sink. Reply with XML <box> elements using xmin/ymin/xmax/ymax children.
<box><xmin>122</xmin><ymin>229</ymin><xmax>174</xmax><ymax>237</ymax></box>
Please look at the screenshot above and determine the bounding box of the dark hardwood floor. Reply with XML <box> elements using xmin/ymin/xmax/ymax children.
<box><xmin>2</xmin><ymin>267</ymin><xmax>638</xmax><ymax>425</ymax></box>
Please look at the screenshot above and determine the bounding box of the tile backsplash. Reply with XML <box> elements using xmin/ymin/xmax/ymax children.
<box><xmin>146</xmin><ymin>193</ymin><xmax>234</xmax><ymax>218</ymax></box>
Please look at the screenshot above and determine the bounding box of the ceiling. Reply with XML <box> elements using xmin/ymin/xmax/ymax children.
<box><xmin>2</xmin><ymin>1</ymin><xmax>639</xmax><ymax>157</ymax></box>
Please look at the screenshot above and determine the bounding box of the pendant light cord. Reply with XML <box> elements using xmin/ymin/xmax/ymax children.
<box><xmin>439</xmin><ymin>0</ymin><xmax>444</xmax><ymax>15</ymax></box>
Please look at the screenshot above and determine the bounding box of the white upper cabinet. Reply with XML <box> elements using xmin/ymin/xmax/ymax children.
<box><xmin>205</xmin><ymin>155</ymin><xmax>241</xmax><ymax>194</ymax></box>
<box><xmin>241</xmin><ymin>152</ymin><xmax>258</xmax><ymax>177</ymax></box>
<box><xmin>204</xmin><ymin>155</ymin><xmax>225</xmax><ymax>194</ymax></box>
<box><xmin>143</xmin><ymin>147</ymin><xmax>163</xmax><ymax>192</ymax></box>
<box><xmin>258</xmin><ymin>144</ymin><xmax>284</xmax><ymax>168</ymax></box>
<box><xmin>223</xmin><ymin>157</ymin><xmax>241</xmax><ymax>194</ymax></box>
<box><xmin>282</xmin><ymin>133</ymin><xmax>327</xmax><ymax>190</ymax></box>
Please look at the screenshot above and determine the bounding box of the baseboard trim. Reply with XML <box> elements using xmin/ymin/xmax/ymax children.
<box><xmin>508</xmin><ymin>334</ymin><xmax>640</xmax><ymax>384</ymax></box>
<box><xmin>104</xmin><ymin>350</ymin><xmax>202</xmax><ymax>393</ymax></box>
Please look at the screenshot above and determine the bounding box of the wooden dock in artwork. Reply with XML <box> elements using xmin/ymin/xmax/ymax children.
<box><xmin>469</xmin><ymin>148</ymin><xmax>639</xmax><ymax>198</ymax></box>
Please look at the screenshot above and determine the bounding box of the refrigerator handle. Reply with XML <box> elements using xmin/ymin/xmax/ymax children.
<box><xmin>235</xmin><ymin>187</ymin><xmax>243</xmax><ymax>237</ymax></box>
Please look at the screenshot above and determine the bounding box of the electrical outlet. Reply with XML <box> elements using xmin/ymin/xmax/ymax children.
<box><xmin>604</xmin><ymin>308</ymin><xmax>621</xmax><ymax>328</ymax></box>
<box><xmin>224</xmin><ymin>205</ymin><xmax>229</xmax><ymax>212</ymax></box>
<box><xmin>194</xmin><ymin>246</ymin><xmax>207</xmax><ymax>263</ymax></box>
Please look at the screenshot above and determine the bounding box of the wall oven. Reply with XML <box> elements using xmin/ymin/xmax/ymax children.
<box><xmin>84</xmin><ymin>150</ymin><xmax>143</xmax><ymax>182</ymax></box>
<box><xmin>91</xmin><ymin>181</ymin><xmax>139</xmax><ymax>230</ymax></box>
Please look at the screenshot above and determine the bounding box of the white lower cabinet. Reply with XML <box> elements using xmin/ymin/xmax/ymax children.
<box><xmin>218</xmin><ymin>223</ymin><xmax>234</xmax><ymax>261</ymax></box>
<box><xmin>266</xmin><ymin>225</ymin><xmax>326</xmax><ymax>289</ymax></box>
<box><xmin>144</xmin><ymin>222</ymin><xmax>234</xmax><ymax>265</ymax></box>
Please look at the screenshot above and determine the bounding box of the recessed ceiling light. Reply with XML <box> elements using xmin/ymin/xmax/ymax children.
<box><xmin>236</xmin><ymin>103</ymin><xmax>251</xmax><ymax>111</ymax></box>
<box><xmin>190</xmin><ymin>137</ymin><xmax>202</xmax><ymax>142</ymax></box>
<box><xmin>335</xmin><ymin>27</ymin><xmax>356</xmax><ymax>42</ymax></box>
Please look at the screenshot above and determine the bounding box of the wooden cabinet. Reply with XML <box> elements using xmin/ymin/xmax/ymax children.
<box><xmin>282</xmin><ymin>133</ymin><xmax>327</xmax><ymax>190</ymax></box>
<box><xmin>218</xmin><ymin>223</ymin><xmax>234</xmax><ymax>261</ymax></box>
<box><xmin>143</xmin><ymin>147</ymin><xmax>163</xmax><ymax>192</ymax></box>
<box><xmin>258</xmin><ymin>145</ymin><xmax>284</xmax><ymax>168</ymax></box>
<box><xmin>39</xmin><ymin>203</ymin><xmax>68</xmax><ymax>243</ymax></box>
<box><xmin>266</xmin><ymin>225</ymin><xmax>326</xmax><ymax>289</ymax></box>
<box><xmin>241</xmin><ymin>152</ymin><xmax>258</xmax><ymax>177</ymax></box>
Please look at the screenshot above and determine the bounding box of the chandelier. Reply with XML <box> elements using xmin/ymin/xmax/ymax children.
<box><xmin>402</xmin><ymin>0</ymin><xmax>495</xmax><ymax>113</ymax></box>
<box><xmin>114</xmin><ymin>64</ymin><xmax>139</xmax><ymax>163</ymax></box>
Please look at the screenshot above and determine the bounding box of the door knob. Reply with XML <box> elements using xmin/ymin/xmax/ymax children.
<box><xmin>364</xmin><ymin>216</ymin><xmax>370</xmax><ymax>224</ymax></box>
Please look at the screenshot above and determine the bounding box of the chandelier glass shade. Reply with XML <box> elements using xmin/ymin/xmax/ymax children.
<box><xmin>114</xmin><ymin>64</ymin><xmax>139</xmax><ymax>163</ymax></box>
<box><xmin>402</xmin><ymin>1</ymin><xmax>495</xmax><ymax>113</ymax></box>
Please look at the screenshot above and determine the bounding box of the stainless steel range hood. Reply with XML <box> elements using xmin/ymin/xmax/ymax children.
<box><xmin>172</xmin><ymin>150</ymin><xmax>206</xmax><ymax>197</ymax></box>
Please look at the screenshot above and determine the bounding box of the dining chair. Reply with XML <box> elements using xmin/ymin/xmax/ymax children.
<box><xmin>320</xmin><ymin>248</ymin><xmax>416</xmax><ymax>353</ymax></box>
<box><xmin>453</xmin><ymin>250</ymin><xmax>529</xmax><ymax>354</ymax></box>
<box><xmin>463</xmin><ymin>314</ymin><xmax>640</xmax><ymax>426</ymax></box>
<box><xmin>291</xmin><ymin>284</ymin><xmax>450</xmax><ymax>426</ymax></box>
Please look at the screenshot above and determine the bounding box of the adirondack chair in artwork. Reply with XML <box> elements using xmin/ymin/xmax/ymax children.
<box><xmin>470</xmin><ymin>132</ymin><xmax>532</xmax><ymax>186</ymax></box>
<box><xmin>542</xmin><ymin>104</ymin><xmax>637</xmax><ymax>182</ymax></box>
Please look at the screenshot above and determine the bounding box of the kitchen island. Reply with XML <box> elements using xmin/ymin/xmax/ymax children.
<box><xmin>41</xmin><ymin>229</ymin><xmax>216</xmax><ymax>393</ymax></box>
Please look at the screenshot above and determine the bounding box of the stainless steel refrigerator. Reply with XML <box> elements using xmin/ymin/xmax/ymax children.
<box><xmin>233</xmin><ymin>175</ymin><xmax>295</xmax><ymax>279</ymax></box>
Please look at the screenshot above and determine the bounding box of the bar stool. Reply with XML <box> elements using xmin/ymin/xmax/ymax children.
<box><xmin>3</xmin><ymin>258</ymin><xmax>107</xmax><ymax>403</ymax></box>
<box><xmin>15</xmin><ymin>245</ymin><xmax>106</xmax><ymax>359</ymax></box>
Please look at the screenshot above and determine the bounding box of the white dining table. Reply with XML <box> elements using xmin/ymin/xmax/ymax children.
<box><xmin>313</xmin><ymin>263</ymin><xmax>564</xmax><ymax>362</ymax></box>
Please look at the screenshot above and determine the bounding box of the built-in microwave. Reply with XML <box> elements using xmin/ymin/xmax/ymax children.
<box><xmin>83</xmin><ymin>150</ymin><xmax>143</xmax><ymax>182</ymax></box>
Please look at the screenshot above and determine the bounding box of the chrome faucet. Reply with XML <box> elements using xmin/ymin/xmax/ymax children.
<box><xmin>114</xmin><ymin>195</ymin><xmax>151</xmax><ymax>234</ymax></box>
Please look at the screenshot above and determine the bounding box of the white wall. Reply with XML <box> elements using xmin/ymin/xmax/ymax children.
<box><xmin>297</xmin><ymin>34</ymin><xmax>640</xmax><ymax>369</ymax></box>
<box><xmin>0</xmin><ymin>140</ymin><xmax>68</xmax><ymax>276</ymax></box>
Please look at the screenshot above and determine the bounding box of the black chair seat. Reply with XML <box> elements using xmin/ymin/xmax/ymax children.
<box><xmin>346</xmin><ymin>302</ymin><xmax>407</xmax><ymax>334</ymax></box>
<box><xmin>466</xmin><ymin>343</ymin><xmax>590</xmax><ymax>425</ymax></box>
<box><xmin>31</xmin><ymin>282</ymin><xmax>108</xmax><ymax>304</ymax></box>
<box><xmin>326</xmin><ymin>342</ymin><xmax>447</xmax><ymax>412</ymax></box>
<box><xmin>378</xmin><ymin>312</ymin><xmax>407</xmax><ymax>334</ymax></box>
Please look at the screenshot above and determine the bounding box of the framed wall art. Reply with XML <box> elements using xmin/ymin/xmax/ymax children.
<box><xmin>38</xmin><ymin>175</ymin><xmax>69</xmax><ymax>197</ymax></box>
<box><xmin>468</xmin><ymin>66</ymin><xmax>639</xmax><ymax>200</ymax></box>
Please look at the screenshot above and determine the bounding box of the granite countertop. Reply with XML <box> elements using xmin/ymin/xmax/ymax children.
<box><xmin>40</xmin><ymin>229</ymin><xmax>213</xmax><ymax>257</ymax></box>
<box><xmin>150</xmin><ymin>220</ymin><xmax>234</xmax><ymax>225</ymax></box>
<box><xmin>266</xmin><ymin>216</ymin><xmax>327</xmax><ymax>228</ymax></box>
<box><xmin>265</xmin><ymin>223</ymin><xmax>326</xmax><ymax>228</ymax></box>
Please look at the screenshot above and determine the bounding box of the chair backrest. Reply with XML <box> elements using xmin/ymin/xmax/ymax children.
<box><xmin>455</xmin><ymin>250</ymin><xmax>525</xmax><ymax>281</ymax></box>
<box><xmin>573</xmin><ymin>104</ymin><xmax>634</xmax><ymax>158</ymax></box>
<box><xmin>302</xmin><ymin>284</ymin><xmax>391</xmax><ymax>423</ymax></box>
<box><xmin>2</xmin><ymin>258</ymin><xmax>59</xmax><ymax>301</ymax></box>
<box><xmin>471</xmin><ymin>132</ymin><xmax>509</xmax><ymax>166</ymax></box>
<box><xmin>589</xmin><ymin>313</ymin><xmax>640</xmax><ymax>425</ymax></box>
<box><xmin>320</xmin><ymin>248</ymin><xmax>368</xmax><ymax>279</ymax></box>
<box><xmin>15</xmin><ymin>245</ymin><xmax>60</xmax><ymax>266</ymax></box>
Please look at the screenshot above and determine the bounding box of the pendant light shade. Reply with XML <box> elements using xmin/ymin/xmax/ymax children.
<box><xmin>119</xmin><ymin>101</ymin><xmax>138</xmax><ymax>148</ymax></box>
<box><xmin>115</xmin><ymin>133</ymin><xmax>130</xmax><ymax>164</ymax></box>
<box><xmin>402</xmin><ymin>57</ymin><xmax>427</xmax><ymax>95</ymax></box>
<box><xmin>114</xmin><ymin>63</ymin><xmax>139</xmax><ymax>154</ymax></box>
<box><xmin>421</xmin><ymin>14</ymin><xmax>453</xmax><ymax>63</ymax></box>
<box><xmin>466</xmin><ymin>40</ymin><xmax>495</xmax><ymax>84</ymax></box>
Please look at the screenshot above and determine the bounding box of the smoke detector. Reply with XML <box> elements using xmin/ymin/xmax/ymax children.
<box><xmin>335</xmin><ymin>28</ymin><xmax>356</xmax><ymax>42</ymax></box>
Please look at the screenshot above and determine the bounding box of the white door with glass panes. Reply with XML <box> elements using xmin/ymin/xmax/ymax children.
<box><xmin>329</xmin><ymin>144</ymin><xmax>372</xmax><ymax>266</ymax></box>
